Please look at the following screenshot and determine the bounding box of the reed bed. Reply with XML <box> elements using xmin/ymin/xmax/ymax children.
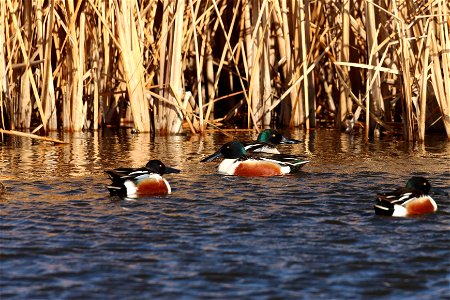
<box><xmin>1</xmin><ymin>0</ymin><xmax>449</xmax><ymax>141</ymax></box>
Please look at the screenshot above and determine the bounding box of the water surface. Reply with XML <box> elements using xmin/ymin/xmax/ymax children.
<box><xmin>1</xmin><ymin>130</ymin><xmax>449</xmax><ymax>299</ymax></box>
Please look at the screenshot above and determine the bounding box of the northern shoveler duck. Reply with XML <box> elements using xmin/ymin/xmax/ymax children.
<box><xmin>106</xmin><ymin>160</ymin><xmax>180</xmax><ymax>197</ymax></box>
<box><xmin>201</xmin><ymin>140</ymin><xmax>309</xmax><ymax>176</ymax></box>
<box><xmin>374</xmin><ymin>176</ymin><xmax>438</xmax><ymax>217</ymax></box>
<box><xmin>244</xmin><ymin>129</ymin><xmax>301</xmax><ymax>154</ymax></box>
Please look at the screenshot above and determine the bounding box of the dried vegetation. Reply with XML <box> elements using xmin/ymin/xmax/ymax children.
<box><xmin>1</xmin><ymin>0</ymin><xmax>449</xmax><ymax>141</ymax></box>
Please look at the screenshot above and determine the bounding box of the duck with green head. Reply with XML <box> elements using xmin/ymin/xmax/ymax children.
<box><xmin>201</xmin><ymin>140</ymin><xmax>309</xmax><ymax>176</ymax></box>
<box><xmin>244</xmin><ymin>129</ymin><xmax>301</xmax><ymax>154</ymax></box>
<box><xmin>374</xmin><ymin>176</ymin><xmax>438</xmax><ymax>217</ymax></box>
<box><xmin>106</xmin><ymin>160</ymin><xmax>180</xmax><ymax>198</ymax></box>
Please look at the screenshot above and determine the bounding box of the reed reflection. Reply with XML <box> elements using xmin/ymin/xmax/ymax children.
<box><xmin>1</xmin><ymin>129</ymin><xmax>448</xmax><ymax>183</ymax></box>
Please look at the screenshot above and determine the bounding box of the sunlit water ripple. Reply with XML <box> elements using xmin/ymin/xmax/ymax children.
<box><xmin>1</xmin><ymin>130</ymin><xmax>449</xmax><ymax>299</ymax></box>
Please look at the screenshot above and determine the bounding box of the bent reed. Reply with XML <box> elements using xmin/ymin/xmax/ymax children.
<box><xmin>1</xmin><ymin>0</ymin><xmax>449</xmax><ymax>141</ymax></box>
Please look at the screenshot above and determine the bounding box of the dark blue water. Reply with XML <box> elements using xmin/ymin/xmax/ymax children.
<box><xmin>1</xmin><ymin>130</ymin><xmax>449</xmax><ymax>299</ymax></box>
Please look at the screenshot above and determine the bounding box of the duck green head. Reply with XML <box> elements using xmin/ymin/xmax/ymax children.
<box><xmin>257</xmin><ymin>129</ymin><xmax>300</xmax><ymax>144</ymax></box>
<box><xmin>145</xmin><ymin>160</ymin><xmax>180</xmax><ymax>175</ymax></box>
<box><xmin>201</xmin><ymin>140</ymin><xmax>246</xmax><ymax>162</ymax></box>
<box><xmin>405</xmin><ymin>176</ymin><xmax>431</xmax><ymax>193</ymax></box>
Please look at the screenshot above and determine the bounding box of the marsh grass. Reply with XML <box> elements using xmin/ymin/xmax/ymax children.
<box><xmin>1</xmin><ymin>0</ymin><xmax>449</xmax><ymax>141</ymax></box>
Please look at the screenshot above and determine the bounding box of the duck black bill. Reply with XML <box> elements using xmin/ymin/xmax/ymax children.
<box><xmin>200</xmin><ymin>151</ymin><xmax>223</xmax><ymax>162</ymax></box>
<box><xmin>165</xmin><ymin>166</ymin><xmax>181</xmax><ymax>174</ymax></box>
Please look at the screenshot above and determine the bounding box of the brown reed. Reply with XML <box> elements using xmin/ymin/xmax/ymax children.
<box><xmin>0</xmin><ymin>0</ymin><xmax>449</xmax><ymax>142</ymax></box>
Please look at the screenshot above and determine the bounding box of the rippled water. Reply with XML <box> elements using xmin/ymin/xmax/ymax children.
<box><xmin>1</xmin><ymin>130</ymin><xmax>449</xmax><ymax>299</ymax></box>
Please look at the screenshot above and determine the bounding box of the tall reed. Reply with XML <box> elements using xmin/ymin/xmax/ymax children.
<box><xmin>1</xmin><ymin>0</ymin><xmax>449</xmax><ymax>141</ymax></box>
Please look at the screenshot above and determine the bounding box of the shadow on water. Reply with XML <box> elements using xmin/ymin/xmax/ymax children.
<box><xmin>1</xmin><ymin>129</ymin><xmax>449</xmax><ymax>299</ymax></box>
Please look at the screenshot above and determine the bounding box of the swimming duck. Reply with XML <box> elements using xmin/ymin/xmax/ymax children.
<box><xmin>374</xmin><ymin>176</ymin><xmax>438</xmax><ymax>217</ymax></box>
<box><xmin>245</xmin><ymin>129</ymin><xmax>301</xmax><ymax>154</ymax></box>
<box><xmin>201</xmin><ymin>140</ymin><xmax>309</xmax><ymax>176</ymax></box>
<box><xmin>106</xmin><ymin>160</ymin><xmax>180</xmax><ymax>197</ymax></box>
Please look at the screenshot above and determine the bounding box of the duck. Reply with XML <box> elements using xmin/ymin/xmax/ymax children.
<box><xmin>201</xmin><ymin>140</ymin><xmax>309</xmax><ymax>176</ymax></box>
<box><xmin>374</xmin><ymin>176</ymin><xmax>438</xmax><ymax>217</ymax></box>
<box><xmin>106</xmin><ymin>160</ymin><xmax>180</xmax><ymax>197</ymax></box>
<box><xmin>244</xmin><ymin>129</ymin><xmax>301</xmax><ymax>154</ymax></box>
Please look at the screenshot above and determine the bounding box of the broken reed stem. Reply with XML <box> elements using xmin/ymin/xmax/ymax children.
<box><xmin>0</xmin><ymin>129</ymin><xmax>67</xmax><ymax>144</ymax></box>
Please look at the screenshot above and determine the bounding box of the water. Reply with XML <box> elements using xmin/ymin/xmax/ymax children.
<box><xmin>1</xmin><ymin>130</ymin><xmax>449</xmax><ymax>299</ymax></box>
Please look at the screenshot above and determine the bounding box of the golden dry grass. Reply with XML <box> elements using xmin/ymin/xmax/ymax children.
<box><xmin>0</xmin><ymin>0</ymin><xmax>449</xmax><ymax>141</ymax></box>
